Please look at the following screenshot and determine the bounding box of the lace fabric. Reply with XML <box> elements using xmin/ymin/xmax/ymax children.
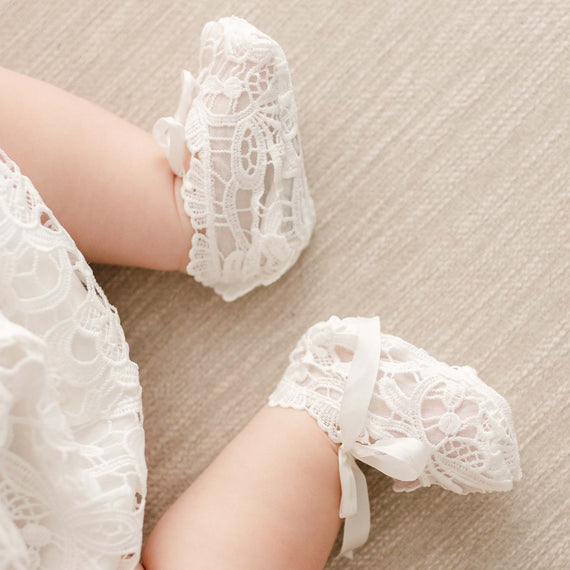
<box><xmin>0</xmin><ymin>149</ymin><xmax>146</xmax><ymax>569</ymax></box>
<box><xmin>269</xmin><ymin>316</ymin><xmax>522</xmax><ymax>494</ymax></box>
<box><xmin>154</xmin><ymin>17</ymin><xmax>315</xmax><ymax>301</ymax></box>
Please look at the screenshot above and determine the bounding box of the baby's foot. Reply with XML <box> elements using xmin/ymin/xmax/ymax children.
<box><xmin>269</xmin><ymin>316</ymin><xmax>522</xmax><ymax>557</ymax></box>
<box><xmin>154</xmin><ymin>17</ymin><xmax>315</xmax><ymax>301</ymax></box>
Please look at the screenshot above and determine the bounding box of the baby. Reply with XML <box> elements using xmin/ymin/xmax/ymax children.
<box><xmin>0</xmin><ymin>16</ymin><xmax>521</xmax><ymax>570</ymax></box>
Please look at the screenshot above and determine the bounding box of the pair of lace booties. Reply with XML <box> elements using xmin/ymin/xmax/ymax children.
<box><xmin>155</xmin><ymin>16</ymin><xmax>521</xmax><ymax>558</ymax></box>
<box><xmin>0</xmin><ymin>149</ymin><xmax>521</xmax><ymax>563</ymax></box>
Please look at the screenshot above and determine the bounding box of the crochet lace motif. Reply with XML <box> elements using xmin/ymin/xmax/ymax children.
<box><xmin>0</xmin><ymin>149</ymin><xmax>146</xmax><ymax>569</ymax></box>
<box><xmin>269</xmin><ymin>316</ymin><xmax>522</xmax><ymax>495</ymax></box>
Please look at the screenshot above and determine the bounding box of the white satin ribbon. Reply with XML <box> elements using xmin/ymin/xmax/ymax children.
<box><xmin>152</xmin><ymin>69</ymin><xmax>197</xmax><ymax>177</ymax></box>
<box><xmin>337</xmin><ymin>317</ymin><xmax>432</xmax><ymax>559</ymax></box>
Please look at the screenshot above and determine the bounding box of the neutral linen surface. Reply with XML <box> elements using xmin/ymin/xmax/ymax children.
<box><xmin>1</xmin><ymin>1</ymin><xmax>568</xmax><ymax>568</ymax></box>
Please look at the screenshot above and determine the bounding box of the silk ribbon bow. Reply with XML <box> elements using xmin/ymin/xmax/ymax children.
<box><xmin>152</xmin><ymin>70</ymin><xmax>197</xmax><ymax>178</ymax></box>
<box><xmin>337</xmin><ymin>317</ymin><xmax>432</xmax><ymax>559</ymax></box>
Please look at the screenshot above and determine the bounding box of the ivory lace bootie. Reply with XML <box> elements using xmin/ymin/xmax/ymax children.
<box><xmin>153</xmin><ymin>16</ymin><xmax>315</xmax><ymax>301</ymax></box>
<box><xmin>269</xmin><ymin>316</ymin><xmax>522</xmax><ymax>557</ymax></box>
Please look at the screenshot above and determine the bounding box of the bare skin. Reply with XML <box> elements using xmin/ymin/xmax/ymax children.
<box><xmin>1</xmin><ymin>67</ymin><xmax>343</xmax><ymax>569</ymax></box>
<box><xmin>0</xmin><ymin>66</ymin><xmax>191</xmax><ymax>272</ymax></box>
<box><xmin>142</xmin><ymin>407</ymin><xmax>341</xmax><ymax>570</ymax></box>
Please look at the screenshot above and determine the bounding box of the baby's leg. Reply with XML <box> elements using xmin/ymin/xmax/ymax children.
<box><xmin>0</xmin><ymin>66</ymin><xmax>191</xmax><ymax>271</ymax></box>
<box><xmin>142</xmin><ymin>406</ymin><xmax>342</xmax><ymax>570</ymax></box>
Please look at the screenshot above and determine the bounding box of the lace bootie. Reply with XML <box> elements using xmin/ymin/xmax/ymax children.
<box><xmin>153</xmin><ymin>16</ymin><xmax>315</xmax><ymax>301</ymax></box>
<box><xmin>269</xmin><ymin>316</ymin><xmax>522</xmax><ymax>558</ymax></box>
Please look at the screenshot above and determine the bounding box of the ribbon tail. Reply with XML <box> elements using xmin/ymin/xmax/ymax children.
<box><xmin>338</xmin><ymin>460</ymin><xmax>371</xmax><ymax>559</ymax></box>
<box><xmin>338</xmin><ymin>447</ymin><xmax>357</xmax><ymax>519</ymax></box>
<box><xmin>336</xmin><ymin>316</ymin><xmax>381</xmax><ymax>559</ymax></box>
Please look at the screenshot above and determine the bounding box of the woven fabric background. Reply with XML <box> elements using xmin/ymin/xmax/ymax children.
<box><xmin>1</xmin><ymin>1</ymin><xmax>569</xmax><ymax>568</ymax></box>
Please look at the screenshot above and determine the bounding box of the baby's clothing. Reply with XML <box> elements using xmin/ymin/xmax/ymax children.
<box><xmin>153</xmin><ymin>16</ymin><xmax>315</xmax><ymax>301</ymax></box>
<box><xmin>269</xmin><ymin>316</ymin><xmax>522</xmax><ymax>557</ymax></box>
<box><xmin>0</xmin><ymin>14</ymin><xmax>523</xmax><ymax>568</ymax></box>
<box><xmin>0</xmin><ymin>149</ymin><xmax>145</xmax><ymax>569</ymax></box>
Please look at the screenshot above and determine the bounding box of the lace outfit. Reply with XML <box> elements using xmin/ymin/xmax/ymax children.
<box><xmin>0</xmin><ymin>149</ymin><xmax>146</xmax><ymax>569</ymax></box>
<box><xmin>0</xmin><ymin>15</ymin><xmax>522</xmax><ymax>566</ymax></box>
<box><xmin>269</xmin><ymin>316</ymin><xmax>522</xmax><ymax>557</ymax></box>
<box><xmin>153</xmin><ymin>16</ymin><xmax>315</xmax><ymax>301</ymax></box>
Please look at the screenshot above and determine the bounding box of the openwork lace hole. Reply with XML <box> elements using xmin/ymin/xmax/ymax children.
<box><xmin>39</xmin><ymin>210</ymin><xmax>59</xmax><ymax>233</ymax></box>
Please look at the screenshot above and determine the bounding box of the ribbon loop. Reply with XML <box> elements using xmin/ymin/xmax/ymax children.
<box><xmin>337</xmin><ymin>317</ymin><xmax>431</xmax><ymax>559</ymax></box>
<box><xmin>152</xmin><ymin>69</ymin><xmax>197</xmax><ymax>177</ymax></box>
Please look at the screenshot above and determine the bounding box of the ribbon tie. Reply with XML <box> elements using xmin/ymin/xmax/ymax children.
<box><xmin>337</xmin><ymin>317</ymin><xmax>432</xmax><ymax>559</ymax></box>
<box><xmin>152</xmin><ymin>70</ymin><xmax>197</xmax><ymax>177</ymax></box>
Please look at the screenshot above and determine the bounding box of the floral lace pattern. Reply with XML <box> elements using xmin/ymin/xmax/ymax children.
<box><xmin>0</xmin><ymin>149</ymin><xmax>146</xmax><ymax>569</ymax></box>
<box><xmin>269</xmin><ymin>316</ymin><xmax>522</xmax><ymax>494</ymax></box>
<box><xmin>155</xmin><ymin>17</ymin><xmax>315</xmax><ymax>301</ymax></box>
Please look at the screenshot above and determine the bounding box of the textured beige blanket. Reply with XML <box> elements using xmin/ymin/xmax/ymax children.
<box><xmin>2</xmin><ymin>1</ymin><xmax>568</xmax><ymax>568</ymax></box>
